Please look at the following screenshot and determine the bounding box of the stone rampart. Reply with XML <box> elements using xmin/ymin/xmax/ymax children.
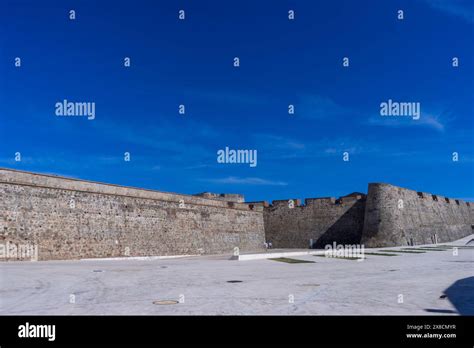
<box><xmin>263</xmin><ymin>195</ymin><xmax>366</xmax><ymax>248</ymax></box>
<box><xmin>0</xmin><ymin>168</ymin><xmax>265</xmax><ymax>260</ymax></box>
<box><xmin>361</xmin><ymin>183</ymin><xmax>474</xmax><ymax>247</ymax></box>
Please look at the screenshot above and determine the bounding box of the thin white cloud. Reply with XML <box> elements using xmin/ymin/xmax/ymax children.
<box><xmin>203</xmin><ymin>176</ymin><xmax>287</xmax><ymax>186</ymax></box>
<box><xmin>297</xmin><ymin>95</ymin><xmax>348</xmax><ymax>120</ymax></box>
<box><xmin>254</xmin><ymin>134</ymin><xmax>306</xmax><ymax>150</ymax></box>
<box><xmin>90</xmin><ymin>118</ymin><xmax>215</xmax><ymax>164</ymax></box>
<box><xmin>421</xmin><ymin>0</ymin><xmax>473</xmax><ymax>23</ymax></box>
<box><xmin>324</xmin><ymin>146</ymin><xmax>360</xmax><ymax>154</ymax></box>
<box><xmin>420</xmin><ymin>114</ymin><xmax>445</xmax><ymax>131</ymax></box>
<box><xmin>295</xmin><ymin>95</ymin><xmax>449</xmax><ymax>132</ymax></box>
<box><xmin>185</xmin><ymin>89</ymin><xmax>271</xmax><ymax>106</ymax></box>
<box><xmin>0</xmin><ymin>156</ymin><xmax>57</xmax><ymax>166</ymax></box>
<box><xmin>253</xmin><ymin>131</ymin><xmax>378</xmax><ymax>161</ymax></box>
<box><xmin>367</xmin><ymin>112</ymin><xmax>446</xmax><ymax>131</ymax></box>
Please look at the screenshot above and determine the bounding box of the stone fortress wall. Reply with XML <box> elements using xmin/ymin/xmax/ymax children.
<box><xmin>256</xmin><ymin>186</ymin><xmax>473</xmax><ymax>249</ymax></box>
<box><xmin>252</xmin><ymin>194</ymin><xmax>366</xmax><ymax>249</ymax></box>
<box><xmin>361</xmin><ymin>183</ymin><xmax>474</xmax><ymax>247</ymax></box>
<box><xmin>1</xmin><ymin>168</ymin><xmax>473</xmax><ymax>261</ymax></box>
<box><xmin>0</xmin><ymin>168</ymin><xmax>265</xmax><ymax>260</ymax></box>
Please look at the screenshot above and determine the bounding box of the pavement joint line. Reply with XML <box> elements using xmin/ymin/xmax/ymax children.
<box><xmin>80</xmin><ymin>254</ymin><xmax>199</xmax><ymax>262</ymax></box>
<box><xmin>238</xmin><ymin>250</ymin><xmax>327</xmax><ymax>261</ymax></box>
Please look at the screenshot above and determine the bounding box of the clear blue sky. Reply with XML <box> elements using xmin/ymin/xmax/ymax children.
<box><xmin>1</xmin><ymin>0</ymin><xmax>473</xmax><ymax>202</ymax></box>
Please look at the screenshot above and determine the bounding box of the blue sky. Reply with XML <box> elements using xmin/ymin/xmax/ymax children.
<box><xmin>1</xmin><ymin>0</ymin><xmax>473</xmax><ymax>202</ymax></box>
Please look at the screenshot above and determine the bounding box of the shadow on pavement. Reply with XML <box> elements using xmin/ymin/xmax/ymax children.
<box><xmin>424</xmin><ymin>308</ymin><xmax>457</xmax><ymax>314</ymax></box>
<box><xmin>442</xmin><ymin>276</ymin><xmax>474</xmax><ymax>315</ymax></box>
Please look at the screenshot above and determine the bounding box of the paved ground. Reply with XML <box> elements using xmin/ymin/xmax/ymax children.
<box><xmin>1</xmin><ymin>235</ymin><xmax>473</xmax><ymax>315</ymax></box>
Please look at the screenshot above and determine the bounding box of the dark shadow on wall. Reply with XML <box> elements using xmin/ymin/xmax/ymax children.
<box><xmin>442</xmin><ymin>276</ymin><xmax>474</xmax><ymax>315</ymax></box>
<box><xmin>313</xmin><ymin>200</ymin><xmax>365</xmax><ymax>249</ymax></box>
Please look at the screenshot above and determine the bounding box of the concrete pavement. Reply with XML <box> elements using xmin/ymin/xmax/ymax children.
<box><xmin>1</xmin><ymin>235</ymin><xmax>473</xmax><ymax>315</ymax></box>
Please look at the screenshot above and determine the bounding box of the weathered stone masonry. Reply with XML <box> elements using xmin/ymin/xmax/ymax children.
<box><xmin>1</xmin><ymin>168</ymin><xmax>473</xmax><ymax>261</ymax></box>
<box><xmin>258</xmin><ymin>194</ymin><xmax>366</xmax><ymax>249</ymax></box>
<box><xmin>0</xmin><ymin>168</ymin><xmax>265</xmax><ymax>260</ymax></box>
<box><xmin>362</xmin><ymin>183</ymin><xmax>474</xmax><ymax>247</ymax></box>
<box><xmin>256</xmin><ymin>184</ymin><xmax>473</xmax><ymax>249</ymax></box>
